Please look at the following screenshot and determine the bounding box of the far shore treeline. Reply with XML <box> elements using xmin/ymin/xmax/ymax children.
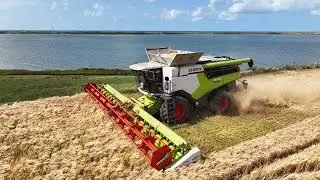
<box><xmin>1</xmin><ymin>30</ymin><xmax>320</xmax><ymax>35</ymax></box>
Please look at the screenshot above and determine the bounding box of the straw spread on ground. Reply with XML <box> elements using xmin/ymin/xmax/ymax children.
<box><xmin>0</xmin><ymin>69</ymin><xmax>320</xmax><ymax>179</ymax></box>
<box><xmin>242</xmin><ymin>142</ymin><xmax>320</xmax><ymax>180</ymax></box>
<box><xmin>281</xmin><ymin>171</ymin><xmax>320</xmax><ymax>180</ymax></box>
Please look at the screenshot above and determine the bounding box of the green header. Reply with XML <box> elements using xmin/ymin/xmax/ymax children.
<box><xmin>102</xmin><ymin>84</ymin><xmax>187</xmax><ymax>146</ymax></box>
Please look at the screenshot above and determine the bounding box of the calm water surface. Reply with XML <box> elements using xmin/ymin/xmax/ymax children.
<box><xmin>0</xmin><ymin>34</ymin><xmax>319</xmax><ymax>70</ymax></box>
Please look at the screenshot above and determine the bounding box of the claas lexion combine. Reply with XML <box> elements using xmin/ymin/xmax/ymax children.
<box><xmin>84</xmin><ymin>47</ymin><xmax>254</xmax><ymax>170</ymax></box>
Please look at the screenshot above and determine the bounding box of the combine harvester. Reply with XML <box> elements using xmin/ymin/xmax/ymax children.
<box><xmin>84</xmin><ymin>47</ymin><xmax>253</xmax><ymax>170</ymax></box>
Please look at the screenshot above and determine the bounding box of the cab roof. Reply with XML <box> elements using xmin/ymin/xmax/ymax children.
<box><xmin>129</xmin><ymin>62</ymin><xmax>167</xmax><ymax>71</ymax></box>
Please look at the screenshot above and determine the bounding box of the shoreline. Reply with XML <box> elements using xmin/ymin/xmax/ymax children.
<box><xmin>1</xmin><ymin>31</ymin><xmax>320</xmax><ymax>35</ymax></box>
<box><xmin>0</xmin><ymin>63</ymin><xmax>319</xmax><ymax>76</ymax></box>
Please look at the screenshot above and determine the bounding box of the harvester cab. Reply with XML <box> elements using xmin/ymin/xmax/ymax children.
<box><xmin>84</xmin><ymin>47</ymin><xmax>253</xmax><ymax>171</ymax></box>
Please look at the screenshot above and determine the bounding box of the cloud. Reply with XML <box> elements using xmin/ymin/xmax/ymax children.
<box><xmin>83</xmin><ymin>3</ymin><xmax>105</xmax><ymax>17</ymax></box>
<box><xmin>48</xmin><ymin>0</ymin><xmax>68</xmax><ymax>11</ymax></box>
<box><xmin>192</xmin><ymin>7</ymin><xmax>203</xmax><ymax>17</ymax></box>
<box><xmin>0</xmin><ymin>0</ymin><xmax>38</xmax><ymax>10</ymax></box>
<box><xmin>145</xmin><ymin>0</ymin><xmax>156</xmax><ymax>3</ymax></box>
<box><xmin>228</xmin><ymin>0</ymin><xmax>293</xmax><ymax>13</ymax></box>
<box><xmin>191</xmin><ymin>7</ymin><xmax>204</xmax><ymax>21</ymax></box>
<box><xmin>62</xmin><ymin>0</ymin><xmax>68</xmax><ymax>11</ymax></box>
<box><xmin>159</xmin><ymin>0</ymin><xmax>320</xmax><ymax>22</ymax></box>
<box><xmin>311</xmin><ymin>9</ymin><xmax>320</xmax><ymax>15</ymax></box>
<box><xmin>218</xmin><ymin>10</ymin><xmax>237</xmax><ymax>20</ymax></box>
<box><xmin>219</xmin><ymin>0</ymin><xmax>320</xmax><ymax>20</ymax></box>
<box><xmin>157</xmin><ymin>0</ymin><xmax>219</xmax><ymax>22</ymax></box>
<box><xmin>144</xmin><ymin>13</ymin><xmax>157</xmax><ymax>19</ymax></box>
<box><xmin>208</xmin><ymin>0</ymin><xmax>218</xmax><ymax>12</ymax></box>
<box><xmin>190</xmin><ymin>0</ymin><xmax>222</xmax><ymax>22</ymax></box>
<box><xmin>160</xmin><ymin>9</ymin><xmax>189</xmax><ymax>20</ymax></box>
<box><xmin>192</xmin><ymin>16</ymin><xmax>203</xmax><ymax>21</ymax></box>
<box><xmin>50</xmin><ymin>1</ymin><xmax>57</xmax><ymax>10</ymax></box>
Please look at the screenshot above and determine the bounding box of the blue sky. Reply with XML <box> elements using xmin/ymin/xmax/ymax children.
<box><xmin>1</xmin><ymin>0</ymin><xmax>320</xmax><ymax>31</ymax></box>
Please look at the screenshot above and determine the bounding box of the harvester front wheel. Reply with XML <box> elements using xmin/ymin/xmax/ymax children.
<box><xmin>173</xmin><ymin>96</ymin><xmax>192</xmax><ymax>123</ymax></box>
<box><xmin>209</xmin><ymin>90</ymin><xmax>232</xmax><ymax>115</ymax></box>
<box><xmin>160</xmin><ymin>96</ymin><xmax>191</xmax><ymax>124</ymax></box>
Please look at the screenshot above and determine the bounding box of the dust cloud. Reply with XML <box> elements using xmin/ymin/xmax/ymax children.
<box><xmin>234</xmin><ymin>70</ymin><xmax>320</xmax><ymax>114</ymax></box>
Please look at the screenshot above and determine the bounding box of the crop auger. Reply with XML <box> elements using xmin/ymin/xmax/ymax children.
<box><xmin>84</xmin><ymin>47</ymin><xmax>253</xmax><ymax>170</ymax></box>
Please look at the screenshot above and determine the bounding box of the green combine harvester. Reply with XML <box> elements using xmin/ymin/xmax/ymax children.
<box><xmin>84</xmin><ymin>47</ymin><xmax>253</xmax><ymax>170</ymax></box>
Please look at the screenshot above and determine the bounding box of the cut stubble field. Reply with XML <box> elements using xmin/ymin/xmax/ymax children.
<box><xmin>0</xmin><ymin>69</ymin><xmax>320</xmax><ymax>179</ymax></box>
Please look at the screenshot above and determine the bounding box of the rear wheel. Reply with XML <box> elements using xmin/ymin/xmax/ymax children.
<box><xmin>209</xmin><ymin>90</ymin><xmax>232</xmax><ymax>114</ymax></box>
<box><xmin>160</xmin><ymin>96</ymin><xmax>192</xmax><ymax>124</ymax></box>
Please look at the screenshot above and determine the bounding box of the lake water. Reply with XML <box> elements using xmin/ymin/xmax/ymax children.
<box><xmin>0</xmin><ymin>34</ymin><xmax>319</xmax><ymax>70</ymax></box>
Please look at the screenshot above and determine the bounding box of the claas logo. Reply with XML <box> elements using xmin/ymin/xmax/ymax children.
<box><xmin>188</xmin><ymin>67</ymin><xmax>203</xmax><ymax>73</ymax></box>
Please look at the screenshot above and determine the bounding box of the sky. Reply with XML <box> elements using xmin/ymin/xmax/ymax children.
<box><xmin>0</xmin><ymin>0</ymin><xmax>320</xmax><ymax>31</ymax></box>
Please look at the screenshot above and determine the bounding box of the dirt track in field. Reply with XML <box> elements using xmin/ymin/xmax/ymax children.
<box><xmin>0</xmin><ymin>69</ymin><xmax>320</xmax><ymax>179</ymax></box>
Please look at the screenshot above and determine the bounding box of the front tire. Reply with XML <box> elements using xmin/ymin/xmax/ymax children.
<box><xmin>160</xmin><ymin>96</ymin><xmax>192</xmax><ymax>124</ymax></box>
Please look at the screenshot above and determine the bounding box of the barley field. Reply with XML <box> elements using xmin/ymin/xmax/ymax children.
<box><xmin>0</xmin><ymin>69</ymin><xmax>319</xmax><ymax>179</ymax></box>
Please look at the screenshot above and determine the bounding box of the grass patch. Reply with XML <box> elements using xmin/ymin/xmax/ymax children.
<box><xmin>0</xmin><ymin>75</ymin><xmax>136</xmax><ymax>104</ymax></box>
<box><xmin>0</xmin><ymin>68</ymin><xmax>133</xmax><ymax>76</ymax></box>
